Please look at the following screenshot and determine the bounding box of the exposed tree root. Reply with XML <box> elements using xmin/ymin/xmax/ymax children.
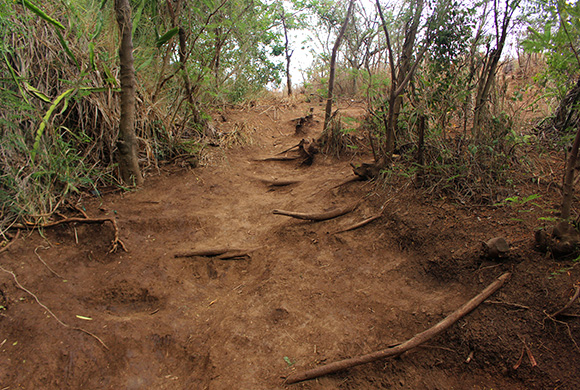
<box><xmin>284</xmin><ymin>272</ymin><xmax>511</xmax><ymax>384</ymax></box>
<box><xmin>174</xmin><ymin>247</ymin><xmax>258</xmax><ymax>260</ymax></box>
<box><xmin>351</xmin><ymin>157</ymin><xmax>388</xmax><ymax>181</ymax></box>
<box><xmin>13</xmin><ymin>217</ymin><xmax>126</xmax><ymax>253</ymax></box>
<box><xmin>253</xmin><ymin>156</ymin><xmax>299</xmax><ymax>162</ymax></box>
<box><xmin>330</xmin><ymin>213</ymin><xmax>383</xmax><ymax>235</ymax></box>
<box><xmin>330</xmin><ymin>175</ymin><xmax>364</xmax><ymax>189</ymax></box>
<box><xmin>292</xmin><ymin>107</ymin><xmax>314</xmax><ymax>135</ymax></box>
<box><xmin>550</xmin><ymin>284</ymin><xmax>580</xmax><ymax>317</ymax></box>
<box><xmin>0</xmin><ymin>230</ymin><xmax>20</xmax><ymax>254</ymax></box>
<box><xmin>0</xmin><ymin>264</ymin><xmax>109</xmax><ymax>350</ymax></box>
<box><xmin>257</xmin><ymin>178</ymin><xmax>301</xmax><ymax>187</ymax></box>
<box><xmin>273</xmin><ymin>202</ymin><xmax>359</xmax><ymax>222</ymax></box>
<box><xmin>276</xmin><ymin>143</ymin><xmax>301</xmax><ymax>155</ymax></box>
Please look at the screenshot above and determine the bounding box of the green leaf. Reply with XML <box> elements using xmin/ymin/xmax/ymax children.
<box><xmin>136</xmin><ymin>56</ymin><xmax>154</xmax><ymax>72</ymax></box>
<box><xmin>20</xmin><ymin>0</ymin><xmax>65</xmax><ymax>30</ymax></box>
<box><xmin>156</xmin><ymin>27</ymin><xmax>179</xmax><ymax>48</ymax></box>
<box><xmin>91</xmin><ymin>14</ymin><xmax>104</xmax><ymax>40</ymax></box>
<box><xmin>132</xmin><ymin>0</ymin><xmax>146</xmax><ymax>36</ymax></box>
<box><xmin>283</xmin><ymin>356</ymin><xmax>294</xmax><ymax>366</ymax></box>
<box><xmin>31</xmin><ymin>88</ymin><xmax>77</xmax><ymax>163</ymax></box>
<box><xmin>24</xmin><ymin>82</ymin><xmax>51</xmax><ymax>103</ymax></box>
<box><xmin>2</xmin><ymin>51</ymin><xmax>29</xmax><ymax>104</ymax></box>
<box><xmin>88</xmin><ymin>42</ymin><xmax>95</xmax><ymax>71</ymax></box>
<box><xmin>55</xmin><ymin>29</ymin><xmax>79</xmax><ymax>69</ymax></box>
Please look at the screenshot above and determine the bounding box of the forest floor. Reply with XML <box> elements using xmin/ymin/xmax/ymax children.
<box><xmin>1</xmin><ymin>97</ymin><xmax>580</xmax><ymax>389</ymax></box>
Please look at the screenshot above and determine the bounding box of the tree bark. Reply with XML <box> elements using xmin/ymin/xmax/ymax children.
<box><xmin>324</xmin><ymin>0</ymin><xmax>355</xmax><ymax>130</ymax></box>
<box><xmin>376</xmin><ymin>0</ymin><xmax>425</xmax><ymax>157</ymax></box>
<box><xmin>281</xmin><ymin>11</ymin><xmax>293</xmax><ymax>96</ymax></box>
<box><xmin>561</xmin><ymin>122</ymin><xmax>580</xmax><ymax>220</ymax></box>
<box><xmin>115</xmin><ymin>0</ymin><xmax>143</xmax><ymax>186</ymax></box>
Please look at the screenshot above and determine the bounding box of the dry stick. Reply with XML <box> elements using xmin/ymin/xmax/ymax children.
<box><xmin>550</xmin><ymin>284</ymin><xmax>580</xmax><ymax>317</ymax></box>
<box><xmin>331</xmin><ymin>214</ymin><xmax>383</xmax><ymax>235</ymax></box>
<box><xmin>285</xmin><ymin>272</ymin><xmax>511</xmax><ymax>384</ymax></box>
<box><xmin>0</xmin><ymin>265</ymin><xmax>109</xmax><ymax>350</ymax></box>
<box><xmin>273</xmin><ymin>202</ymin><xmax>359</xmax><ymax>222</ymax></box>
<box><xmin>15</xmin><ymin>217</ymin><xmax>126</xmax><ymax>253</ymax></box>
<box><xmin>0</xmin><ymin>230</ymin><xmax>20</xmax><ymax>254</ymax></box>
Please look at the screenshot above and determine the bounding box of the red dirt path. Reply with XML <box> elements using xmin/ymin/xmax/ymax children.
<box><xmin>1</xmin><ymin>99</ymin><xmax>579</xmax><ymax>389</ymax></box>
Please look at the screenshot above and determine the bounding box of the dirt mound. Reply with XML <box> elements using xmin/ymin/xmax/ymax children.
<box><xmin>1</xmin><ymin>99</ymin><xmax>579</xmax><ymax>389</ymax></box>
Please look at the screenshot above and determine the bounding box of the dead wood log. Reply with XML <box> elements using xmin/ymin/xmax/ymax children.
<box><xmin>330</xmin><ymin>214</ymin><xmax>382</xmax><ymax>235</ymax></box>
<box><xmin>13</xmin><ymin>217</ymin><xmax>125</xmax><ymax>253</ymax></box>
<box><xmin>284</xmin><ymin>272</ymin><xmax>511</xmax><ymax>384</ymax></box>
<box><xmin>273</xmin><ymin>203</ymin><xmax>359</xmax><ymax>222</ymax></box>
<box><xmin>174</xmin><ymin>247</ymin><xmax>256</xmax><ymax>260</ymax></box>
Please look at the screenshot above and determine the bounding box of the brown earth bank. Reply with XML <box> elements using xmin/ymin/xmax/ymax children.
<box><xmin>1</xmin><ymin>98</ymin><xmax>579</xmax><ymax>389</ymax></box>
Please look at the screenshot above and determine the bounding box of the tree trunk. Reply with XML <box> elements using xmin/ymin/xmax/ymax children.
<box><xmin>324</xmin><ymin>0</ymin><xmax>355</xmax><ymax>130</ymax></box>
<box><xmin>376</xmin><ymin>0</ymin><xmax>425</xmax><ymax>157</ymax></box>
<box><xmin>281</xmin><ymin>11</ymin><xmax>293</xmax><ymax>96</ymax></box>
<box><xmin>561</xmin><ymin>122</ymin><xmax>580</xmax><ymax>220</ymax></box>
<box><xmin>472</xmin><ymin>0</ymin><xmax>520</xmax><ymax>136</ymax></box>
<box><xmin>115</xmin><ymin>0</ymin><xmax>143</xmax><ymax>186</ymax></box>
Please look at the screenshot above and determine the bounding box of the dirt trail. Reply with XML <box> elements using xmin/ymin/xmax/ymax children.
<box><xmin>0</xmin><ymin>101</ymin><xmax>568</xmax><ymax>389</ymax></box>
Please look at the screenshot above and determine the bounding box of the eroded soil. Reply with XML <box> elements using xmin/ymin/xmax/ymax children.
<box><xmin>1</xmin><ymin>98</ymin><xmax>579</xmax><ymax>389</ymax></box>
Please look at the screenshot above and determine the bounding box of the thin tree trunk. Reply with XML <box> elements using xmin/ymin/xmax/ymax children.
<box><xmin>472</xmin><ymin>0</ymin><xmax>520</xmax><ymax>136</ymax></box>
<box><xmin>416</xmin><ymin>114</ymin><xmax>426</xmax><ymax>185</ymax></box>
<box><xmin>561</xmin><ymin>122</ymin><xmax>580</xmax><ymax>220</ymax></box>
<box><xmin>115</xmin><ymin>0</ymin><xmax>143</xmax><ymax>186</ymax></box>
<box><xmin>324</xmin><ymin>0</ymin><xmax>355</xmax><ymax>130</ymax></box>
<box><xmin>281</xmin><ymin>11</ymin><xmax>293</xmax><ymax>96</ymax></box>
<box><xmin>376</xmin><ymin>0</ymin><xmax>425</xmax><ymax>157</ymax></box>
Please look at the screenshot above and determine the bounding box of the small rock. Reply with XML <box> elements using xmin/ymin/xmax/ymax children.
<box><xmin>483</xmin><ymin>237</ymin><xmax>510</xmax><ymax>259</ymax></box>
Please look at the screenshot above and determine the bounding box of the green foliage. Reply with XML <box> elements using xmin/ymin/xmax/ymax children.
<box><xmin>522</xmin><ymin>0</ymin><xmax>580</xmax><ymax>96</ymax></box>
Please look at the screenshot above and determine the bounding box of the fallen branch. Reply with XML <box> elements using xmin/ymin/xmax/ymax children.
<box><xmin>14</xmin><ymin>217</ymin><xmax>126</xmax><ymax>253</ymax></box>
<box><xmin>273</xmin><ymin>202</ymin><xmax>359</xmax><ymax>222</ymax></box>
<box><xmin>174</xmin><ymin>247</ymin><xmax>257</xmax><ymax>260</ymax></box>
<box><xmin>550</xmin><ymin>283</ymin><xmax>580</xmax><ymax>317</ymax></box>
<box><xmin>330</xmin><ymin>214</ymin><xmax>382</xmax><ymax>235</ymax></box>
<box><xmin>284</xmin><ymin>272</ymin><xmax>511</xmax><ymax>384</ymax></box>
